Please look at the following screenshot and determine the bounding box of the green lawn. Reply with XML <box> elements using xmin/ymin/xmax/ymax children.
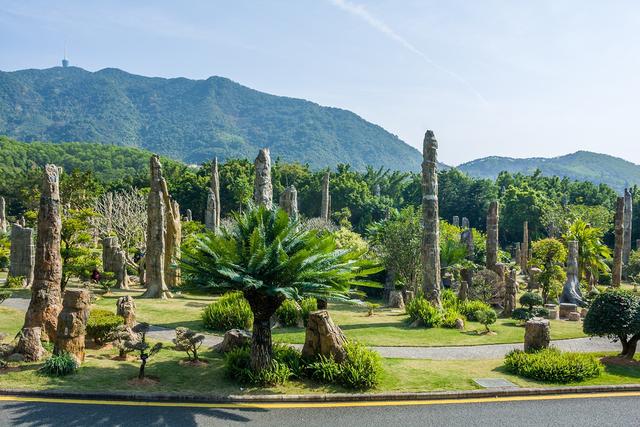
<box><xmin>0</xmin><ymin>345</ymin><xmax>638</xmax><ymax>395</ymax></box>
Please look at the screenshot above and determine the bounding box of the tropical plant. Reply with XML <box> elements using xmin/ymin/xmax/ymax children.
<box><xmin>531</xmin><ymin>238</ymin><xmax>568</xmax><ymax>303</ymax></box>
<box><xmin>39</xmin><ymin>352</ymin><xmax>78</xmax><ymax>377</ymax></box>
<box><xmin>181</xmin><ymin>205</ymin><xmax>380</xmax><ymax>372</ymax></box>
<box><xmin>564</xmin><ymin>219</ymin><xmax>611</xmax><ymax>288</ymax></box>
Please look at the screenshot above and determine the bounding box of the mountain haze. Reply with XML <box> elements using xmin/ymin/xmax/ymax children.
<box><xmin>0</xmin><ymin>67</ymin><xmax>422</xmax><ymax>171</ymax></box>
<box><xmin>457</xmin><ymin>151</ymin><xmax>640</xmax><ymax>192</ymax></box>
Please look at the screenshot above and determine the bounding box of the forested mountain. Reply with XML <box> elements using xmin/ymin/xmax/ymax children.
<box><xmin>457</xmin><ymin>151</ymin><xmax>640</xmax><ymax>192</ymax></box>
<box><xmin>0</xmin><ymin>66</ymin><xmax>422</xmax><ymax>171</ymax></box>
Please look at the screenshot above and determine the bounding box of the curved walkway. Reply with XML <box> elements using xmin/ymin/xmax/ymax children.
<box><xmin>2</xmin><ymin>297</ymin><xmax>620</xmax><ymax>360</ymax></box>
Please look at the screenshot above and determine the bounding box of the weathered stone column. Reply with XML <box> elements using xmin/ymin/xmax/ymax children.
<box><xmin>279</xmin><ymin>185</ymin><xmax>299</xmax><ymax>221</ymax></box>
<box><xmin>301</xmin><ymin>310</ymin><xmax>347</xmax><ymax>363</ymax></box>
<box><xmin>613</xmin><ymin>196</ymin><xmax>625</xmax><ymax>287</ymax></box>
<box><xmin>637</xmin><ymin>239</ymin><xmax>640</xmax><ymax>251</ymax></box>
<box><xmin>524</xmin><ymin>318</ymin><xmax>550</xmax><ymax>352</ymax></box>
<box><xmin>54</xmin><ymin>289</ymin><xmax>90</xmax><ymax>364</ymax></box>
<box><xmin>460</xmin><ymin>228</ymin><xmax>474</xmax><ymax>259</ymax></box>
<box><xmin>8</xmin><ymin>224</ymin><xmax>35</xmax><ymax>287</ymax></box>
<box><xmin>452</xmin><ymin>216</ymin><xmax>460</xmax><ymax>227</ymax></box>
<box><xmin>116</xmin><ymin>295</ymin><xmax>136</xmax><ymax>328</ymax></box>
<box><xmin>421</xmin><ymin>130</ymin><xmax>441</xmax><ymax>307</ymax></box>
<box><xmin>20</xmin><ymin>165</ymin><xmax>63</xmax><ymax>344</ymax></box>
<box><xmin>253</xmin><ymin>148</ymin><xmax>273</xmax><ymax>208</ymax></box>
<box><xmin>142</xmin><ymin>156</ymin><xmax>172</xmax><ymax>299</ymax></box>
<box><xmin>0</xmin><ymin>196</ymin><xmax>6</xmax><ymax>233</ymax></box>
<box><xmin>163</xmin><ymin>195</ymin><xmax>182</xmax><ymax>289</ymax></box>
<box><xmin>560</xmin><ymin>240</ymin><xmax>584</xmax><ymax>306</ymax></box>
<box><xmin>514</xmin><ymin>243</ymin><xmax>521</xmax><ymax>267</ymax></box>
<box><xmin>503</xmin><ymin>268</ymin><xmax>518</xmax><ymax>317</ymax></box>
<box><xmin>461</xmin><ymin>217</ymin><xmax>469</xmax><ymax>229</ymax></box>
<box><xmin>486</xmin><ymin>201</ymin><xmax>499</xmax><ymax>271</ymax></box>
<box><xmin>185</xmin><ymin>209</ymin><xmax>193</xmax><ymax>222</ymax></box>
<box><xmin>623</xmin><ymin>188</ymin><xmax>633</xmax><ymax>266</ymax></box>
<box><xmin>102</xmin><ymin>237</ymin><xmax>129</xmax><ymax>289</ymax></box>
<box><xmin>521</xmin><ymin>221</ymin><xmax>529</xmax><ymax>273</ymax></box>
<box><xmin>205</xmin><ymin>158</ymin><xmax>221</xmax><ymax>232</ymax></box>
<box><xmin>320</xmin><ymin>171</ymin><xmax>330</xmax><ymax>221</ymax></box>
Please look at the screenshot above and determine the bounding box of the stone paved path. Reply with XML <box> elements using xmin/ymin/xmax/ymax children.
<box><xmin>2</xmin><ymin>297</ymin><xmax>620</xmax><ymax>360</ymax></box>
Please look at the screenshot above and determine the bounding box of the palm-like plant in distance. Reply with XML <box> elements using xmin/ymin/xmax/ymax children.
<box><xmin>182</xmin><ymin>205</ymin><xmax>380</xmax><ymax>371</ymax></box>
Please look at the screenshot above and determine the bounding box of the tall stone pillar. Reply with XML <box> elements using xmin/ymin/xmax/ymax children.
<box><xmin>486</xmin><ymin>201</ymin><xmax>499</xmax><ymax>271</ymax></box>
<box><xmin>163</xmin><ymin>197</ymin><xmax>182</xmax><ymax>288</ymax></box>
<box><xmin>279</xmin><ymin>185</ymin><xmax>299</xmax><ymax>221</ymax></box>
<box><xmin>205</xmin><ymin>158</ymin><xmax>221</xmax><ymax>232</ymax></box>
<box><xmin>8</xmin><ymin>224</ymin><xmax>35</xmax><ymax>287</ymax></box>
<box><xmin>253</xmin><ymin>148</ymin><xmax>273</xmax><ymax>208</ymax></box>
<box><xmin>320</xmin><ymin>172</ymin><xmax>330</xmax><ymax>221</ymax></box>
<box><xmin>452</xmin><ymin>216</ymin><xmax>460</xmax><ymax>227</ymax></box>
<box><xmin>560</xmin><ymin>240</ymin><xmax>584</xmax><ymax>306</ymax></box>
<box><xmin>421</xmin><ymin>130</ymin><xmax>441</xmax><ymax>307</ymax></box>
<box><xmin>20</xmin><ymin>165</ymin><xmax>63</xmax><ymax>344</ymax></box>
<box><xmin>0</xmin><ymin>196</ymin><xmax>6</xmax><ymax>233</ymax></box>
<box><xmin>142</xmin><ymin>156</ymin><xmax>172</xmax><ymax>299</ymax></box>
<box><xmin>102</xmin><ymin>237</ymin><xmax>129</xmax><ymax>289</ymax></box>
<box><xmin>503</xmin><ymin>267</ymin><xmax>518</xmax><ymax>317</ymax></box>
<box><xmin>514</xmin><ymin>243</ymin><xmax>521</xmax><ymax>267</ymax></box>
<box><xmin>461</xmin><ymin>217</ymin><xmax>469</xmax><ymax>229</ymax></box>
<box><xmin>613</xmin><ymin>196</ymin><xmax>625</xmax><ymax>287</ymax></box>
<box><xmin>54</xmin><ymin>289</ymin><xmax>90</xmax><ymax>364</ymax></box>
<box><xmin>185</xmin><ymin>209</ymin><xmax>193</xmax><ymax>222</ymax></box>
<box><xmin>623</xmin><ymin>188</ymin><xmax>633</xmax><ymax>265</ymax></box>
<box><xmin>521</xmin><ymin>221</ymin><xmax>529</xmax><ymax>273</ymax></box>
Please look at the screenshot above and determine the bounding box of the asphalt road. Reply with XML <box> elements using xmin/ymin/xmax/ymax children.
<box><xmin>0</xmin><ymin>394</ymin><xmax>637</xmax><ymax>427</ymax></box>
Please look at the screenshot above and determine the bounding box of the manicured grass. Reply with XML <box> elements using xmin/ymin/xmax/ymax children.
<box><xmin>0</xmin><ymin>306</ymin><xmax>23</xmax><ymax>339</ymax></box>
<box><xmin>1</xmin><ymin>345</ymin><xmax>639</xmax><ymax>395</ymax></box>
<box><xmin>273</xmin><ymin>302</ymin><xmax>586</xmax><ymax>347</ymax></box>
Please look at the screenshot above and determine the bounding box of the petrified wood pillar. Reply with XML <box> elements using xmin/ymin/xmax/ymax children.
<box><xmin>560</xmin><ymin>240</ymin><xmax>585</xmax><ymax>306</ymax></box>
<box><xmin>142</xmin><ymin>156</ymin><xmax>171</xmax><ymax>299</ymax></box>
<box><xmin>14</xmin><ymin>327</ymin><xmax>45</xmax><ymax>361</ymax></box>
<box><xmin>301</xmin><ymin>310</ymin><xmax>347</xmax><ymax>363</ymax></box>
<box><xmin>279</xmin><ymin>185</ymin><xmax>299</xmax><ymax>221</ymax></box>
<box><xmin>514</xmin><ymin>243</ymin><xmax>521</xmax><ymax>267</ymax></box>
<box><xmin>524</xmin><ymin>318</ymin><xmax>550</xmax><ymax>352</ymax></box>
<box><xmin>486</xmin><ymin>201</ymin><xmax>499</xmax><ymax>271</ymax></box>
<box><xmin>421</xmin><ymin>130</ymin><xmax>442</xmax><ymax>307</ymax></box>
<box><xmin>452</xmin><ymin>216</ymin><xmax>460</xmax><ymax>228</ymax></box>
<box><xmin>521</xmin><ymin>221</ymin><xmax>529</xmax><ymax>273</ymax></box>
<box><xmin>461</xmin><ymin>217</ymin><xmax>469</xmax><ymax>229</ymax></box>
<box><xmin>253</xmin><ymin>148</ymin><xmax>273</xmax><ymax>208</ymax></box>
<box><xmin>503</xmin><ymin>268</ymin><xmax>518</xmax><ymax>317</ymax></box>
<box><xmin>102</xmin><ymin>237</ymin><xmax>129</xmax><ymax>289</ymax></box>
<box><xmin>54</xmin><ymin>289</ymin><xmax>90</xmax><ymax>364</ymax></box>
<box><xmin>613</xmin><ymin>196</ymin><xmax>625</xmax><ymax>287</ymax></box>
<box><xmin>205</xmin><ymin>157</ymin><xmax>221</xmax><ymax>232</ymax></box>
<box><xmin>116</xmin><ymin>295</ymin><xmax>136</xmax><ymax>328</ymax></box>
<box><xmin>623</xmin><ymin>188</ymin><xmax>633</xmax><ymax>266</ymax></box>
<box><xmin>20</xmin><ymin>164</ymin><xmax>63</xmax><ymax>343</ymax></box>
<box><xmin>320</xmin><ymin>171</ymin><xmax>330</xmax><ymax>221</ymax></box>
<box><xmin>163</xmin><ymin>196</ymin><xmax>182</xmax><ymax>289</ymax></box>
<box><xmin>8</xmin><ymin>223</ymin><xmax>35</xmax><ymax>287</ymax></box>
<box><xmin>0</xmin><ymin>196</ymin><xmax>6</xmax><ymax>233</ymax></box>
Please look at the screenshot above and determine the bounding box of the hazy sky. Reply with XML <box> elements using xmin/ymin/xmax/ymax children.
<box><xmin>2</xmin><ymin>0</ymin><xmax>640</xmax><ymax>165</ymax></box>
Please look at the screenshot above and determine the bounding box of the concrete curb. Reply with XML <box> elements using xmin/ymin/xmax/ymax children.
<box><xmin>2</xmin><ymin>384</ymin><xmax>640</xmax><ymax>404</ymax></box>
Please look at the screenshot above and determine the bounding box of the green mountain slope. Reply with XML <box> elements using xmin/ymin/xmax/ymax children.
<box><xmin>457</xmin><ymin>151</ymin><xmax>640</xmax><ymax>192</ymax></box>
<box><xmin>0</xmin><ymin>67</ymin><xmax>422</xmax><ymax>171</ymax></box>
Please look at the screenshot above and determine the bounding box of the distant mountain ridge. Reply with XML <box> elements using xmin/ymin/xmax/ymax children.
<box><xmin>0</xmin><ymin>66</ymin><xmax>422</xmax><ymax>171</ymax></box>
<box><xmin>457</xmin><ymin>151</ymin><xmax>640</xmax><ymax>192</ymax></box>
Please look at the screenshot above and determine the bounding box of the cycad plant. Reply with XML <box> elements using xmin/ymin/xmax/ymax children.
<box><xmin>182</xmin><ymin>205</ymin><xmax>380</xmax><ymax>372</ymax></box>
<box><xmin>564</xmin><ymin>220</ymin><xmax>611</xmax><ymax>289</ymax></box>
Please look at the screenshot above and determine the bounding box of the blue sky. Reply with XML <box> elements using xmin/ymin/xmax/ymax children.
<box><xmin>1</xmin><ymin>0</ymin><xmax>639</xmax><ymax>165</ymax></box>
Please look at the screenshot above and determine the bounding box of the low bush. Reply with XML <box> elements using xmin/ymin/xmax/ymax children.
<box><xmin>441</xmin><ymin>307</ymin><xmax>463</xmax><ymax>328</ymax></box>
<box><xmin>275</xmin><ymin>300</ymin><xmax>300</xmax><ymax>327</ymax></box>
<box><xmin>511</xmin><ymin>307</ymin><xmax>532</xmax><ymax>322</ymax></box>
<box><xmin>339</xmin><ymin>341</ymin><xmax>382</xmax><ymax>390</ymax></box>
<box><xmin>441</xmin><ymin>289</ymin><xmax>459</xmax><ymax>311</ymax></box>
<box><xmin>460</xmin><ymin>300</ymin><xmax>492</xmax><ymax>321</ymax></box>
<box><xmin>202</xmin><ymin>291</ymin><xmax>253</xmax><ymax>331</ymax></box>
<box><xmin>39</xmin><ymin>352</ymin><xmax>78</xmax><ymax>377</ymax></box>
<box><xmin>273</xmin><ymin>344</ymin><xmax>304</xmax><ymax>379</ymax></box>
<box><xmin>4</xmin><ymin>276</ymin><xmax>24</xmax><ymax>289</ymax></box>
<box><xmin>519</xmin><ymin>292</ymin><xmax>544</xmax><ymax>310</ymax></box>
<box><xmin>306</xmin><ymin>355</ymin><xmax>342</xmax><ymax>383</ymax></box>
<box><xmin>504</xmin><ymin>348</ymin><xmax>602</xmax><ymax>383</ymax></box>
<box><xmin>86</xmin><ymin>309</ymin><xmax>123</xmax><ymax>345</ymax></box>
<box><xmin>300</xmin><ymin>297</ymin><xmax>318</xmax><ymax>326</ymax></box>
<box><xmin>406</xmin><ymin>296</ymin><xmax>442</xmax><ymax>327</ymax></box>
<box><xmin>223</xmin><ymin>346</ymin><xmax>292</xmax><ymax>386</ymax></box>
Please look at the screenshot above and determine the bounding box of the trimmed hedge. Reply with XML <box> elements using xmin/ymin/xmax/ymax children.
<box><xmin>86</xmin><ymin>309</ymin><xmax>123</xmax><ymax>345</ymax></box>
<box><xmin>504</xmin><ymin>348</ymin><xmax>602</xmax><ymax>383</ymax></box>
<box><xmin>202</xmin><ymin>291</ymin><xmax>253</xmax><ymax>331</ymax></box>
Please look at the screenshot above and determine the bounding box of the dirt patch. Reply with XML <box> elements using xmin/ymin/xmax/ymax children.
<box><xmin>601</xmin><ymin>356</ymin><xmax>640</xmax><ymax>368</ymax></box>
<box><xmin>111</xmin><ymin>355</ymin><xmax>136</xmax><ymax>362</ymax></box>
<box><xmin>0</xmin><ymin>366</ymin><xmax>26</xmax><ymax>375</ymax></box>
<box><xmin>85</xmin><ymin>341</ymin><xmax>114</xmax><ymax>350</ymax></box>
<box><xmin>179</xmin><ymin>359</ymin><xmax>209</xmax><ymax>367</ymax></box>
<box><xmin>127</xmin><ymin>376</ymin><xmax>160</xmax><ymax>386</ymax></box>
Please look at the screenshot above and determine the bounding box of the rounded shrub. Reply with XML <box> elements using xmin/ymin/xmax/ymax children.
<box><xmin>339</xmin><ymin>341</ymin><xmax>382</xmax><ymax>390</ymax></box>
<box><xmin>300</xmin><ymin>297</ymin><xmax>318</xmax><ymax>327</ymax></box>
<box><xmin>512</xmin><ymin>307</ymin><xmax>532</xmax><ymax>322</ymax></box>
<box><xmin>474</xmin><ymin>307</ymin><xmax>497</xmax><ymax>332</ymax></box>
<box><xmin>441</xmin><ymin>307</ymin><xmax>463</xmax><ymax>329</ymax></box>
<box><xmin>460</xmin><ymin>300</ymin><xmax>492</xmax><ymax>321</ymax></box>
<box><xmin>519</xmin><ymin>292</ymin><xmax>543</xmax><ymax>310</ymax></box>
<box><xmin>275</xmin><ymin>300</ymin><xmax>301</xmax><ymax>327</ymax></box>
<box><xmin>504</xmin><ymin>348</ymin><xmax>602</xmax><ymax>383</ymax></box>
<box><xmin>39</xmin><ymin>352</ymin><xmax>78</xmax><ymax>377</ymax></box>
<box><xmin>406</xmin><ymin>296</ymin><xmax>443</xmax><ymax>328</ymax></box>
<box><xmin>202</xmin><ymin>291</ymin><xmax>253</xmax><ymax>331</ymax></box>
<box><xmin>86</xmin><ymin>309</ymin><xmax>123</xmax><ymax>345</ymax></box>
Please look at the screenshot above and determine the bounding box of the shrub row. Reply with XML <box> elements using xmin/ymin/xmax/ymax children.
<box><xmin>504</xmin><ymin>348</ymin><xmax>602</xmax><ymax>383</ymax></box>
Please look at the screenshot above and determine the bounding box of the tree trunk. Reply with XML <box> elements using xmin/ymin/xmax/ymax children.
<box><xmin>139</xmin><ymin>355</ymin><xmax>147</xmax><ymax>379</ymax></box>
<box><xmin>623</xmin><ymin>335</ymin><xmax>639</xmax><ymax>359</ymax></box>
<box><xmin>244</xmin><ymin>290</ymin><xmax>284</xmax><ymax>372</ymax></box>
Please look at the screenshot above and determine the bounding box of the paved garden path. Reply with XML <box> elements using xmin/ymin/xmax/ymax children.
<box><xmin>2</xmin><ymin>297</ymin><xmax>620</xmax><ymax>360</ymax></box>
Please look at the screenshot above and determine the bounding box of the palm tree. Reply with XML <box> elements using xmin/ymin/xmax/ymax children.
<box><xmin>182</xmin><ymin>205</ymin><xmax>380</xmax><ymax>372</ymax></box>
<box><xmin>564</xmin><ymin>220</ymin><xmax>611</xmax><ymax>290</ymax></box>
